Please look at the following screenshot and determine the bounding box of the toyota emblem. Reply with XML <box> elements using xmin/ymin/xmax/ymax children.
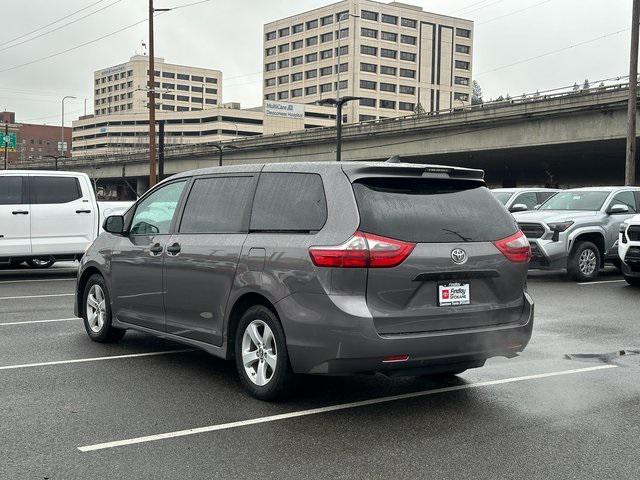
<box><xmin>451</xmin><ymin>248</ymin><xmax>467</xmax><ymax>265</ymax></box>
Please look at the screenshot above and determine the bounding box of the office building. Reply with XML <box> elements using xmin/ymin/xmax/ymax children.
<box><xmin>263</xmin><ymin>0</ymin><xmax>473</xmax><ymax>122</ymax></box>
<box><xmin>0</xmin><ymin>111</ymin><xmax>72</xmax><ymax>166</ymax></box>
<box><xmin>71</xmin><ymin>101</ymin><xmax>335</xmax><ymax>157</ymax></box>
<box><xmin>93</xmin><ymin>55</ymin><xmax>222</xmax><ymax>116</ymax></box>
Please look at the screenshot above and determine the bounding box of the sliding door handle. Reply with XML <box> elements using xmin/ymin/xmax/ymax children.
<box><xmin>166</xmin><ymin>242</ymin><xmax>181</xmax><ymax>255</ymax></box>
<box><xmin>12</xmin><ymin>210</ymin><xmax>29</xmax><ymax>215</ymax></box>
<box><xmin>76</xmin><ymin>209</ymin><xmax>92</xmax><ymax>214</ymax></box>
<box><xmin>149</xmin><ymin>243</ymin><xmax>164</xmax><ymax>255</ymax></box>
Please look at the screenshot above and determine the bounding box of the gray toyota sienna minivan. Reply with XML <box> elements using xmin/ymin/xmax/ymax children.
<box><xmin>76</xmin><ymin>161</ymin><xmax>534</xmax><ymax>400</ymax></box>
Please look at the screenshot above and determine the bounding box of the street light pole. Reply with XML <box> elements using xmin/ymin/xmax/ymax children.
<box><xmin>214</xmin><ymin>144</ymin><xmax>223</xmax><ymax>167</ymax></box>
<box><xmin>626</xmin><ymin>0</ymin><xmax>640</xmax><ymax>185</ymax></box>
<box><xmin>317</xmin><ymin>96</ymin><xmax>362</xmax><ymax>162</ymax></box>
<box><xmin>61</xmin><ymin>95</ymin><xmax>76</xmax><ymax>158</ymax></box>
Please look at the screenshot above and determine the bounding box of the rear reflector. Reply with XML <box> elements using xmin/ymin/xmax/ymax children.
<box><xmin>493</xmin><ymin>230</ymin><xmax>531</xmax><ymax>263</ymax></box>
<box><xmin>309</xmin><ymin>231</ymin><xmax>415</xmax><ymax>268</ymax></box>
<box><xmin>382</xmin><ymin>354</ymin><xmax>410</xmax><ymax>363</ymax></box>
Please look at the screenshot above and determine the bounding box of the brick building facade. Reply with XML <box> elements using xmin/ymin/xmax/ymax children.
<box><xmin>1</xmin><ymin>111</ymin><xmax>72</xmax><ymax>168</ymax></box>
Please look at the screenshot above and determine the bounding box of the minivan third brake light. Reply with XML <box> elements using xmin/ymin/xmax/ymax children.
<box><xmin>492</xmin><ymin>231</ymin><xmax>531</xmax><ymax>263</ymax></box>
<box><xmin>309</xmin><ymin>231</ymin><xmax>415</xmax><ymax>268</ymax></box>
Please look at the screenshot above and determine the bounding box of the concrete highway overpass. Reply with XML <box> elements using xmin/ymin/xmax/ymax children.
<box><xmin>27</xmin><ymin>83</ymin><xmax>640</xmax><ymax>193</ymax></box>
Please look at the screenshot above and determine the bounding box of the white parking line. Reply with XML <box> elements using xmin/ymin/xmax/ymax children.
<box><xmin>0</xmin><ymin>293</ymin><xmax>74</xmax><ymax>300</ymax></box>
<box><xmin>0</xmin><ymin>317</ymin><xmax>79</xmax><ymax>326</ymax></box>
<box><xmin>0</xmin><ymin>278</ymin><xmax>75</xmax><ymax>284</ymax></box>
<box><xmin>0</xmin><ymin>349</ymin><xmax>194</xmax><ymax>371</ymax></box>
<box><xmin>78</xmin><ymin>364</ymin><xmax>617</xmax><ymax>452</ymax></box>
<box><xmin>577</xmin><ymin>280</ymin><xmax>626</xmax><ymax>286</ymax></box>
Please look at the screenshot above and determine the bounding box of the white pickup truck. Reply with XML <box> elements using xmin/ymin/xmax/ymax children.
<box><xmin>0</xmin><ymin>170</ymin><xmax>134</xmax><ymax>268</ymax></box>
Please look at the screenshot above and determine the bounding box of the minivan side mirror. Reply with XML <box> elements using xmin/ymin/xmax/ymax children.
<box><xmin>103</xmin><ymin>215</ymin><xmax>125</xmax><ymax>234</ymax></box>
<box><xmin>509</xmin><ymin>203</ymin><xmax>529</xmax><ymax>213</ymax></box>
<box><xmin>607</xmin><ymin>204</ymin><xmax>630</xmax><ymax>215</ymax></box>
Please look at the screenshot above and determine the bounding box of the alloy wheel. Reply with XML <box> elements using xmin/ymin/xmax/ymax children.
<box><xmin>86</xmin><ymin>284</ymin><xmax>106</xmax><ymax>333</ymax></box>
<box><xmin>578</xmin><ymin>248</ymin><xmax>597</xmax><ymax>276</ymax></box>
<box><xmin>241</xmin><ymin>320</ymin><xmax>277</xmax><ymax>386</ymax></box>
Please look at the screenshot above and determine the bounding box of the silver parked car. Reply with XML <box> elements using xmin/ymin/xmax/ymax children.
<box><xmin>492</xmin><ymin>188</ymin><xmax>560</xmax><ymax>213</ymax></box>
<box><xmin>514</xmin><ymin>187</ymin><xmax>640</xmax><ymax>281</ymax></box>
<box><xmin>75</xmin><ymin>162</ymin><xmax>534</xmax><ymax>400</ymax></box>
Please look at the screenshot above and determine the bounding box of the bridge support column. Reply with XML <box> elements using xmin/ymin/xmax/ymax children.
<box><xmin>136</xmin><ymin>177</ymin><xmax>149</xmax><ymax>197</ymax></box>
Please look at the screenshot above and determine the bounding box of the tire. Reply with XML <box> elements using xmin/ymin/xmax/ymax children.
<box><xmin>624</xmin><ymin>275</ymin><xmax>640</xmax><ymax>287</ymax></box>
<box><xmin>27</xmin><ymin>257</ymin><xmax>55</xmax><ymax>269</ymax></box>
<box><xmin>567</xmin><ymin>241</ymin><xmax>601</xmax><ymax>282</ymax></box>
<box><xmin>82</xmin><ymin>274</ymin><xmax>126</xmax><ymax>343</ymax></box>
<box><xmin>234</xmin><ymin>305</ymin><xmax>292</xmax><ymax>401</ymax></box>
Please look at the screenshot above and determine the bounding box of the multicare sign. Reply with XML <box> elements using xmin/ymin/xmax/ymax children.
<box><xmin>264</xmin><ymin>101</ymin><xmax>304</xmax><ymax>120</ymax></box>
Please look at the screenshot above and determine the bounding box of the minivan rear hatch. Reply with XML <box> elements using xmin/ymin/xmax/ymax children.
<box><xmin>350</xmin><ymin>172</ymin><xmax>528</xmax><ymax>335</ymax></box>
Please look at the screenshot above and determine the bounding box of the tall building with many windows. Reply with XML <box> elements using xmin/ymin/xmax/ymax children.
<box><xmin>263</xmin><ymin>0</ymin><xmax>473</xmax><ymax>122</ymax></box>
<box><xmin>93</xmin><ymin>55</ymin><xmax>222</xmax><ymax>116</ymax></box>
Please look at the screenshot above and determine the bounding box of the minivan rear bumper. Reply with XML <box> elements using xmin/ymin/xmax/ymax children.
<box><xmin>276</xmin><ymin>292</ymin><xmax>534</xmax><ymax>375</ymax></box>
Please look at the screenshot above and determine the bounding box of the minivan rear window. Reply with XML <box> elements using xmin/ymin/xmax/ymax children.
<box><xmin>250</xmin><ymin>173</ymin><xmax>327</xmax><ymax>232</ymax></box>
<box><xmin>352</xmin><ymin>178</ymin><xmax>517</xmax><ymax>243</ymax></box>
<box><xmin>179</xmin><ymin>176</ymin><xmax>255</xmax><ymax>233</ymax></box>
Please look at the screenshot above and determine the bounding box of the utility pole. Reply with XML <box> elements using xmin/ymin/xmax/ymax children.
<box><xmin>158</xmin><ymin>120</ymin><xmax>165</xmax><ymax>181</ymax></box>
<box><xmin>626</xmin><ymin>0</ymin><xmax>640</xmax><ymax>185</ymax></box>
<box><xmin>148</xmin><ymin>0</ymin><xmax>158</xmax><ymax>188</ymax></box>
<box><xmin>146</xmin><ymin>0</ymin><xmax>171</xmax><ymax>189</ymax></box>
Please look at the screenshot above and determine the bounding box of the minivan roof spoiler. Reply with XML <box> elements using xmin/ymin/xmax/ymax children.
<box><xmin>342</xmin><ymin>162</ymin><xmax>485</xmax><ymax>182</ymax></box>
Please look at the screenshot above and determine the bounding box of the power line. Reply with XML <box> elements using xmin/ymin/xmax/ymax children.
<box><xmin>0</xmin><ymin>0</ymin><xmax>213</xmax><ymax>74</ymax></box>
<box><xmin>450</xmin><ymin>0</ymin><xmax>496</xmax><ymax>14</ymax></box>
<box><xmin>0</xmin><ymin>0</ymin><xmax>125</xmax><ymax>54</ymax></box>
<box><xmin>20</xmin><ymin>109</ymin><xmax>85</xmax><ymax>123</ymax></box>
<box><xmin>0</xmin><ymin>0</ymin><xmax>107</xmax><ymax>47</ymax></box>
<box><xmin>478</xmin><ymin>0</ymin><xmax>555</xmax><ymax>25</ymax></box>
<box><xmin>460</xmin><ymin>0</ymin><xmax>507</xmax><ymax>15</ymax></box>
<box><xmin>476</xmin><ymin>28</ymin><xmax>629</xmax><ymax>76</ymax></box>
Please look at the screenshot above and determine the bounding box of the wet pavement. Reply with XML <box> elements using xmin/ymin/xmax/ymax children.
<box><xmin>1</xmin><ymin>264</ymin><xmax>638</xmax><ymax>479</ymax></box>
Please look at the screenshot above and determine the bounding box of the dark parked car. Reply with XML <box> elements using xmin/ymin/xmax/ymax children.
<box><xmin>76</xmin><ymin>162</ymin><xmax>534</xmax><ymax>400</ymax></box>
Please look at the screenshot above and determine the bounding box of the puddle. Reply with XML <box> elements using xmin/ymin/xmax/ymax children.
<box><xmin>564</xmin><ymin>350</ymin><xmax>640</xmax><ymax>365</ymax></box>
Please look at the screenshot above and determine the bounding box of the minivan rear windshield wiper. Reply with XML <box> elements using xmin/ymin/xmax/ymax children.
<box><xmin>441</xmin><ymin>229</ymin><xmax>473</xmax><ymax>242</ymax></box>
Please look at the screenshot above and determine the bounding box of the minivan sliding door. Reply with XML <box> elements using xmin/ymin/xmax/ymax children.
<box><xmin>163</xmin><ymin>174</ymin><xmax>256</xmax><ymax>346</ymax></box>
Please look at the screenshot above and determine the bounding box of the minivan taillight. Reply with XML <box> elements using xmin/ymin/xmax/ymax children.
<box><xmin>309</xmin><ymin>231</ymin><xmax>415</xmax><ymax>268</ymax></box>
<box><xmin>493</xmin><ymin>231</ymin><xmax>531</xmax><ymax>263</ymax></box>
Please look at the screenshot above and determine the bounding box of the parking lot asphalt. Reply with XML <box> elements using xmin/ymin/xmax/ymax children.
<box><xmin>1</xmin><ymin>264</ymin><xmax>639</xmax><ymax>479</ymax></box>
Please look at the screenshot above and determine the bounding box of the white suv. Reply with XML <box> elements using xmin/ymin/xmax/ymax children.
<box><xmin>619</xmin><ymin>214</ymin><xmax>640</xmax><ymax>286</ymax></box>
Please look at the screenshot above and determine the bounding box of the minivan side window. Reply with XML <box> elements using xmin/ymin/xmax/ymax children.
<box><xmin>0</xmin><ymin>176</ymin><xmax>24</xmax><ymax>205</ymax></box>
<box><xmin>608</xmin><ymin>191</ymin><xmax>637</xmax><ymax>213</ymax></box>
<box><xmin>250</xmin><ymin>173</ymin><xmax>327</xmax><ymax>232</ymax></box>
<box><xmin>30</xmin><ymin>176</ymin><xmax>82</xmax><ymax>204</ymax></box>
<box><xmin>179</xmin><ymin>176</ymin><xmax>255</xmax><ymax>233</ymax></box>
<box><xmin>130</xmin><ymin>180</ymin><xmax>187</xmax><ymax>235</ymax></box>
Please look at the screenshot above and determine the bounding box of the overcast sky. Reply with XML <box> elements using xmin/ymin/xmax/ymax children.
<box><xmin>0</xmin><ymin>0</ymin><xmax>633</xmax><ymax>126</ymax></box>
